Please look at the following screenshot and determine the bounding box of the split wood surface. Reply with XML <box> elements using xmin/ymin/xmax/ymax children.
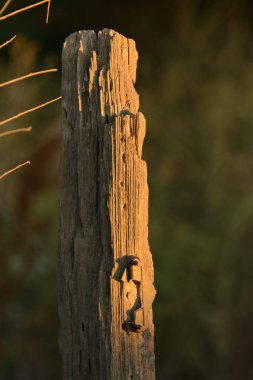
<box><xmin>59</xmin><ymin>29</ymin><xmax>156</xmax><ymax>380</ymax></box>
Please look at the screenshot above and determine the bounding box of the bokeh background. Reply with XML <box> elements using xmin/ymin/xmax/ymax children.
<box><xmin>1</xmin><ymin>0</ymin><xmax>253</xmax><ymax>379</ymax></box>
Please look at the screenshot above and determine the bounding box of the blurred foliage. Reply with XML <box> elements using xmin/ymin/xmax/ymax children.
<box><xmin>1</xmin><ymin>0</ymin><xmax>253</xmax><ymax>379</ymax></box>
<box><xmin>0</xmin><ymin>37</ymin><xmax>60</xmax><ymax>380</ymax></box>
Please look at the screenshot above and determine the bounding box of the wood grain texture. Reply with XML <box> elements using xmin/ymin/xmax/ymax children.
<box><xmin>59</xmin><ymin>29</ymin><xmax>156</xmax><ymax>380</ymax></box>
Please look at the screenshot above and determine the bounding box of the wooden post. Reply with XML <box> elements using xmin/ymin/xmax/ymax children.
<box><xmin>59</xmin><ymin>29</ymin><xmax>156</xmax><ymax>380</ymax></box>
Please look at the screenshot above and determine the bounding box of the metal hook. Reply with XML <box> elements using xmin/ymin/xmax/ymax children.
<box><xmin>120</xmin><ymin>256</ymin><xmax>155</xmax><ymax>333</ymax></box>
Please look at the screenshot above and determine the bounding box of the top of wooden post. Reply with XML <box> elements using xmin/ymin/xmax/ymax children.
<box><xmin>63</xmin><ymin>29</ymin><xmax>139</xmax><ymax>118</ymax></box>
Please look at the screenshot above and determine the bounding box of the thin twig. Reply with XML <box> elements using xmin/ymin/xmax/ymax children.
<box><xmin>0</xmin><ymin>96</ymin><xmax>62</xmax><ymax>127</ymax></box>
<box><xmin>0</xmin><ymin>0</ymin><xmax>12</xmax><ymax>16</ymax></box>
<box><xmin>0</xmin><ymin>34</ymin><xmax>16</xmax><ymax>50</ymax></box>
<box><xmin>0</xmin><ymin>161</ymin><xmax>30</xmax><ymax>180</ymax></box>
<box><xmin>0</xmin><ymin>126</ymin><xmax>32</xmax><ymax>138</ymax></box>
<box><xmin>0</xmin><ymin>0</ymin><xmax>49</xmax><ymax>21</ymax></box>
<box><xmin>0</xmin><ymin>68</ymin><xmax>58</xmax><ymax>88</ymax></box>
<box><xmin>46</xmin><ymin>0</ymin><xmax>51</xmax><ymax>22</ymax></box>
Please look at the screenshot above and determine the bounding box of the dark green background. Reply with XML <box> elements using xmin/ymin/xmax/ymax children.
<box><xmin>1</xmin><ymin>0</ymin><xmax>253</xmax><ymax>379</ymax></box>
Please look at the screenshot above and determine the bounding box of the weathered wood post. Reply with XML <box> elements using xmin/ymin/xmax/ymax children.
<box><xmin>59</xmin><ymin>29</ymin><xmax>156</xmax><ymax>380</ymax></box>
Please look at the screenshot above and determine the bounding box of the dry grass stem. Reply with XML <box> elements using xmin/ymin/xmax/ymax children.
<box><xmin>0</xmin><ymin>0</ymin><xmax>49</xmax><ymax>21</ymax></box>
<box><xmin>0</xmin><ymin>68</ymin><xmax>58</xmax><ymax>88</ymax></box>
<box><xmin>0</xmin><ymin>96</ymin><xmax>62</xmax><ymax>126</ymax></box>
<box><xmin>46</xmin><ymin>0</ymin><xmax>51</xmax><ymax>22</ymax></box>
<box><xmin>0</xmin><ymin>161</ymin><xmax>30</xmax><ymax>180</ymax></box>
<box><xmin>0</xmin><ymin>34</ymin><xmax>16</xmax><ymax>50</ymax></box>
<box><xmin>0</xmin><ymin>0</ymin><xmax>12</xmax><ymax>16</ymax></box>
<box><xmin>0</xmin><ymin>126</ymin><xmax>32</xmax><ymax>138</ymax></box>
<box><xmin>0</xmin><ymin>1</ymin><xmax>53</xmax><ymax>183</ymax></box>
